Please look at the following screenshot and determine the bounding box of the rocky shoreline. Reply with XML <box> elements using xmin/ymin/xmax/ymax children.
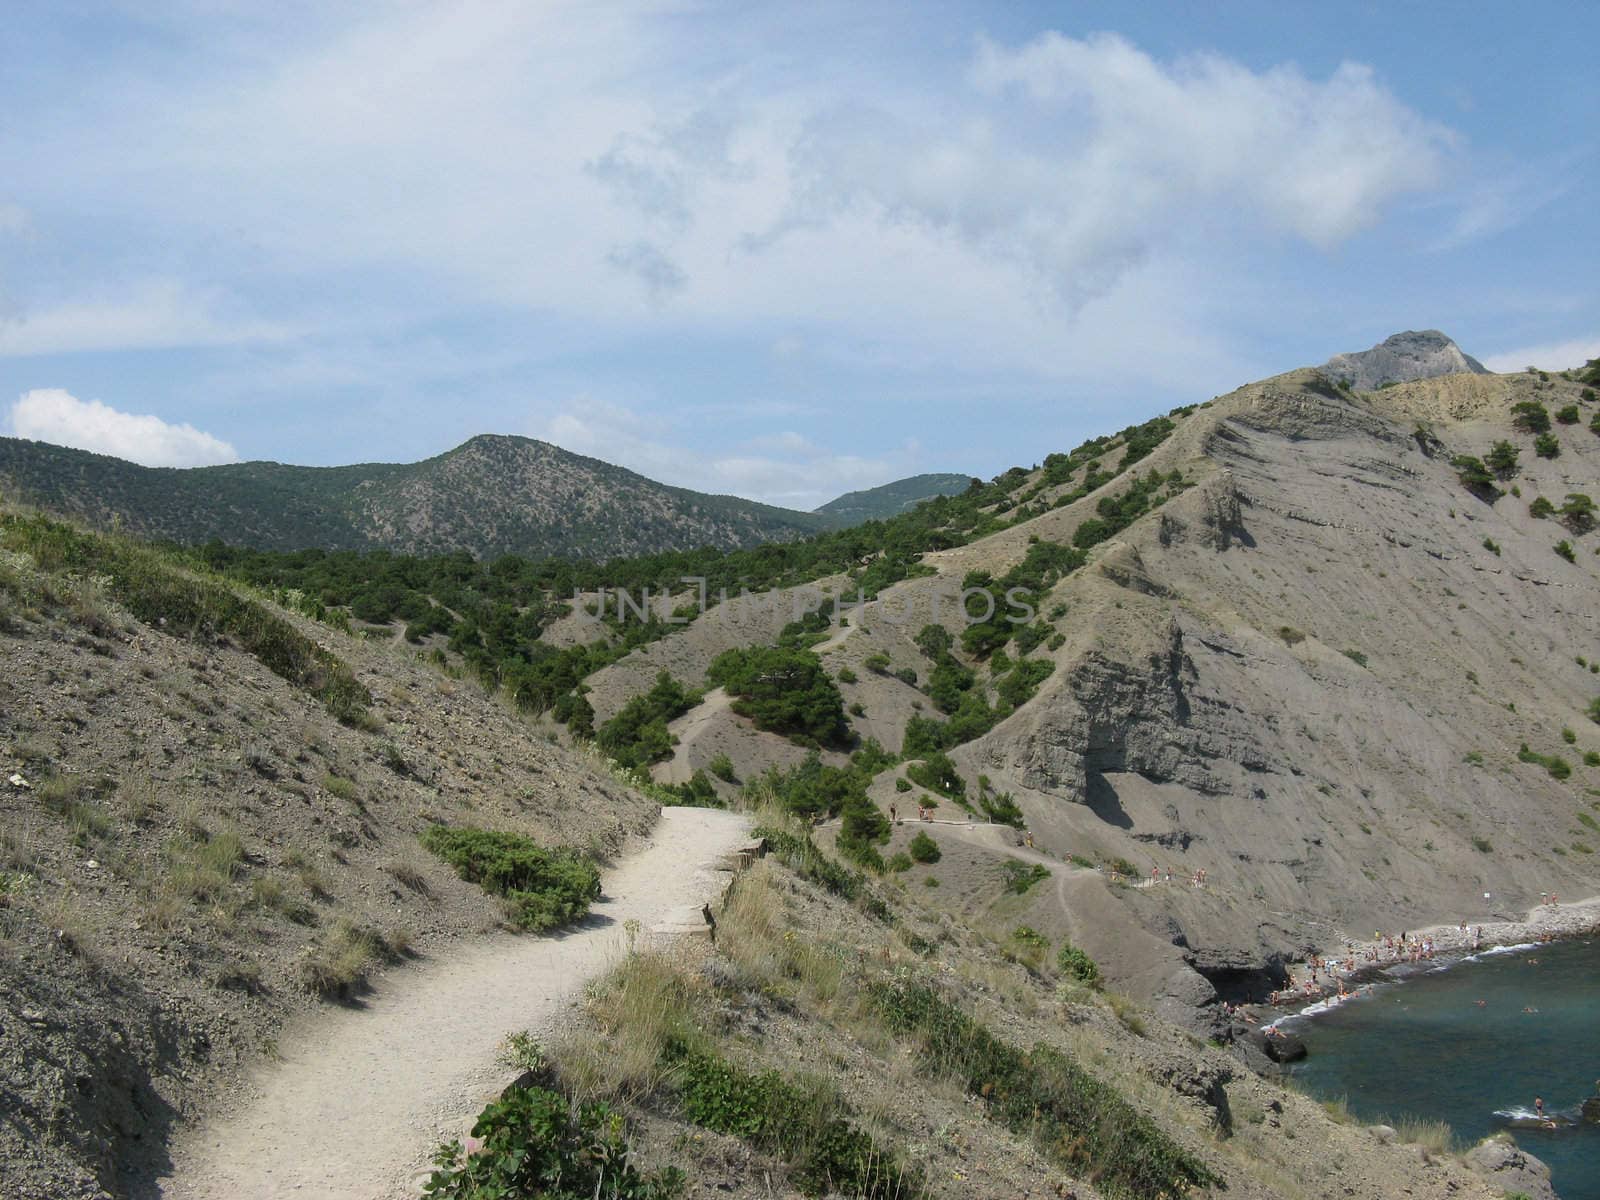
<box><xmin>1215</xmin><ymin>895</ymin><xmax>1600</xmax><ymax>1075</ymax></box>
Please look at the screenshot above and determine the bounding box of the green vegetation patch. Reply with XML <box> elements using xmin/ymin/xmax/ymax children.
<box><xmin>868</xmin><ymin>979</ymin><xmax>1221</xmax><ymax>1200</ymax></box>
<box><xmin>420</xmin><ymin>826</ymin><xmax>600</xmax><ymax>931</ymax></box>
<box><xmin>667</xmin><ymin>1045</ymin><xmax>920</xmax><ymax>1198</ymax></box>
<box><xmin>708</xmin><ymin>645</ymin><xmax>848</xmax><ymax>747</ymax></box>
<box><xmin>1000</xmin><ymin>859</ymin><xmax>1051</xmax><ymax>894</ymax></box>
<box><xmin>597</xmin><ymin>670</ymin><xmax>698</xmax><ymax>768</ymax></box>
<box><xmin>424</xmin><ymin>1083</ymin><xmax>682</xmax><ymax>1199</ymax></box>
<box><xmin>1057</xmin><ymin>942</ymin><xmax>1101</xmax><ymax>987</ymax></box>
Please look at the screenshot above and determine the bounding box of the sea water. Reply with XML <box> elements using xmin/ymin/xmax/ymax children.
<box><xmin>1288</xmin><ymin>937</ymin><xmax>1600</xmax><ymax>1199</ymax></box>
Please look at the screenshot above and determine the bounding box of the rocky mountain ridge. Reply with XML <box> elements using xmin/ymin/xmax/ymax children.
<box><xmin>1321</xmin><ymin>328</ymin><xmax>1490</xmax><ymax>391</ymax></box>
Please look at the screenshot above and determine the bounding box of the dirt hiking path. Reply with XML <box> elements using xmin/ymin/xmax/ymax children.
<box><xmin>158</xmin><ymin>807</ymin><xmax>752</xmax><ymax>1200</ymax></box>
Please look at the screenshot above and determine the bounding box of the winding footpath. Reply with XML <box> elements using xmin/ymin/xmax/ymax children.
<box><xmin>158</xmin><ymin>807</ymin><xmax>753</xmax><ymax>1200</ymax></box>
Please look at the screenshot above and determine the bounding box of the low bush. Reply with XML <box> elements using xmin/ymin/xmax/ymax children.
<box><xmin>420</xmin><ymin>826</ymin><xmax>600</xmax><ymax>931</ymax></box>
<box><xmin>1056</xmin><ymin>942</ymin><xmax>1101</xmax><ymax>986</ymax></box>
<box><xmin>1001</xmin><ymin>859</ymin><xmax>1050</xmax><ymax>894</ymax></box>
<box><xmin>1517</xmin><ymin>744</ymin><xmax>1572</xmax><ymax>780</ymax></box>
<box><xmin>707</xmin><ymin>752</ymin><xmax>736</xmax><ymax>783</ymax></box>
<box><xmin>424</xmin><ymin>1084</ymin><xmax>682</xmax><ymax>1199</ymax></box>
<box><xmin>908</xmin><ymin>831</ymin><xmax>941</xmax><ymax>864</ymax></box>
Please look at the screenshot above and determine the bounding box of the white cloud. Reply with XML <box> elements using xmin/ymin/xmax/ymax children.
<box><xmin>1482</xmin><ymin>335</ymin><xmax>1600</xmax><ymax>373</ymax></box>
<box><xmin>539</xmin><ymin>399</ymin><xmax>921</xmax><ymax>510</ymax></box>
<box><xmin>0</xmin><ymin>13</ymin><xmax>1452</xmax><ymax>388</ymax></box>
<box><xmin>7</xmin><ymin>388</ymin><xmax>239</xmax><ymax>467</ymax></box>
<box><xmin>0</xmin><ymin>281</ymin><xmax>290</xmax><ymax>358</ymax></box>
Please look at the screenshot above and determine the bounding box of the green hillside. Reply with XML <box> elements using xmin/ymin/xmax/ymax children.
<box><xmin>0</xmin><ymin>434</ymin><xmax>835</xmax><ymax>560</ymax></box>
<box><xmin>814</xmin><ymin>472</ymin><xmax>975</xmax><ymax>522</ymax></box>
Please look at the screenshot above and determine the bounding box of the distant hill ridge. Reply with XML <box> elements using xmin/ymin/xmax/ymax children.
<box><xmin>1321</xmin><ymin>329</ymin><xmax>1489</xmax><ymax>391</ymax></box>
<box><xmin>813</xmin><ymin>472</ymin><xmax>973</xmax><ymax>522</ymax></box>
<box><xmin>0</xmin><ymin>433</ymin><xmax>839</xmax><ymax>561</ymax></box>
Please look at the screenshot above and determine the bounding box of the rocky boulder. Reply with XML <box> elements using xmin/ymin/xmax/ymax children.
<box><xmin>1464</xmin><ymin>1133</ymin><xmax>1556</xmax><ymax>1200</ymax></box>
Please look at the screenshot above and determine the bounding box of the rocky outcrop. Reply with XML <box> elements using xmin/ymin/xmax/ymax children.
<box><xmin>1464</xmin><ymin>1134</ymin><xmax>1557</xmax><ymax>1200</ymax></box>
<box><xmin>1321</xmin><ymin>329</ymin><xmax>1489</xmax><ymax>391</ymax></box>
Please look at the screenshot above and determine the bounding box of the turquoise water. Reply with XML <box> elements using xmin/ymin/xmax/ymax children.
<box><xmin>1289</xmin><ymin>937</ymin><xmax>1600</xmax><ymax>1199</ymax></box>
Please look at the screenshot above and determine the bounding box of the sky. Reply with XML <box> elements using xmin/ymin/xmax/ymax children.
<box><xmin>1</xmin><ymin>1</ymin><xmax>1596</xmax><ymax>507</ymax></box>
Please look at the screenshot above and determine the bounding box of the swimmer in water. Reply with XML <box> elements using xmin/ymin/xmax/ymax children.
<box><xmin>1475</xmin><ymin>999</ymin><xmax>1487</xmax><ymax>1007</ymax></box>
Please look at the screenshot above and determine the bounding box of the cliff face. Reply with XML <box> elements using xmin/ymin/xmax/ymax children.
<box><xmin>957</xmin><ymin>368</ymin><xmax>1598</xmax><ymax>1011</ymax></box>
<box><xmin>1320</xmin><ymin>328</ymin><xmax>1490</xmax><ymax>391</ymax></box>
<box><xmin>608</xmin><ymin>364</ymin><xmax>1598</xmax><ymax>1021</ymax></box>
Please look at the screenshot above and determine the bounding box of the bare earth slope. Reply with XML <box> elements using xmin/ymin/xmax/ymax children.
<box><xmin>0</xmin><ymin>540</ymin><xmax>661</xmax><ymax>1200</ymax></box>
<box><xmin>159</xmin><ymin>807</ymin><xmax>751</xmax><ymax>1200</ymax></box>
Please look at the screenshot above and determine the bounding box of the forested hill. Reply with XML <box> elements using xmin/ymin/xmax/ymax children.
<box><xmin>814</xmin><ymin>472</ymin><xmax>974</xmax><ymax>522</ymax></box>
<box><xmin>0</xmin><ymin>433</ymin><xmax>837</xmax><ymax>560</ymax></box>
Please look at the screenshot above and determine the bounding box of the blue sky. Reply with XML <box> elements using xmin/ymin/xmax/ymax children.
<box><xmin>1</xmin><ymin>1</ymin><xmax>1595</xmax><ymax>507</ymax></box>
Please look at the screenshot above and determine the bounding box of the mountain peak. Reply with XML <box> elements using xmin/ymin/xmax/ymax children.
<box><xmin>1321</xmin><ymin>329</ymin><xmax>1489</xmax><ymax>391</ymax></box>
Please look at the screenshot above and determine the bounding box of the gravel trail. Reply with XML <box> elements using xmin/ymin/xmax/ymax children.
<box><xmin>158</xmin><ymin>807</ymin><xmax>752</xmax><ymax>1200</ymax></box>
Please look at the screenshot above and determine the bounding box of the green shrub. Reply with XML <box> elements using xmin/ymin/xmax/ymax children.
<box><xmin>1561</xmin><ymin>492</ymin><xmax>1596</xmax><ymax>533</ymax></box>
<box><xmin>1343</xmin><ymin>648</ymin><xmax>1368</xmax><ymax>668</ymax></box>
<box><xmin>420</xmin><ymin>826</ymin><xmax>599</xmax><ymax>931</ymax></box>
<box><xmin>1056</xmin><ymin>942</ymin><xmax>1101</xmax><ymax>986</ymax></box>
<box><xmin>1555</xmin><ymin>540</ymin><xmax>1577</xmax><ymax>563</ymax></box>
<box><xmin>1512</xmin><ymin>400</ymin><xmax>1551</xmax><ymax>433</ymax></box>
<box><xmin>424</xmin><ymin>1084</ymin><xmax>682</xmax><ymax>1199</ymax></box>
<box><xmin>908</xmin><ymin>831</ymin><xmax>941</xmax><ymax>864</ymax></box>
<box><xmin>887</xmin><ymin>852</ymin><xmax>913</xmax><ymax>873</ymax></box>
<box><xmin>894</xmin><ymin>777</ymin><xmax>912</xmax><ymax>793</ymax></box>
<box><xmin>1485</xmin><ymin>439</ymin><xmax>1521</xmax><ymax>478</ymax></box>
<box><xmin>1563</xmin><ymin>727</ymin><xmax>1578</xmax><ymax>744</ymax></box>
<box><xmin>836</xmin><ymin>666</ymin><xmax>858</xmax><ymax>684</ymax></box>
<box><xmin>667</xmin><ymin>770</ymin><xmax>723</xmax><ymax>808</ymax></box>
<box><xmin>1001</xmin><ymin>859</ymin><xmax>1050</xmax><ymax>894</ymax></box>
<box><xmin>863</xmin><ymin>652</ymin><xmax>891</xmax><ymax>674</ymax></box>
<box><xmin>1013</xmin><ymin>925</ymin><xmax>1048</xmax><ymax>950</ymax></box>
<box><xmin>1556</xmin><ymin>404</ymin><xmax>1581</xmax><ymax>425</ymax></box>
<box><xmin>905</xmin><ymin>750</ymin><xmax>965</xmax><ymax>800</ymax></box>
<box><xmin>1517</xmin><ymin>744</ymin><xmax>1572</xmax><ymax>780</ymax></box>
<box><xmin>1589</xmin><ymin>696</ymin><xmax>1600</xmax><ymax>724</ymax></box>
<box><xmin>707</xmin><ymin>752</ymin><xmax>736</xmax><ymax>783</ymax></box>
<box><xmin>1530</xmin><ymin>496</ymin><xmax>1556</xmax><ymax>518</ymax></box>
<box><xmin>1482</xmin><ymin>537</ymin><xmax>1501</xmax><ymax>555</ymax></box>
<box><xmin>1450</xmin><ymin>455</ymin><xmax>1498</xmax><ymax>497</ymax></box>
<box><xmin>1536</xmin><ymin>432</ymin><xmax>1561</xmax><ymax>459</ymax></box>
<box><xmin>1471</xmin><ymin>836</ymin><xmax>1493</xmax><ymax>853</ymax></box>
<box><xmin>836</xmin><ymin>796</ymin><xmax>890</xmax><ymax>872</ymax></box>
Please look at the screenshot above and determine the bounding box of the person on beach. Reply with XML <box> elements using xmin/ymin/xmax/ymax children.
<box><xmin>1535</xmin><ymin>1097</ymin><xmax>1544</xmax><ymax>1118</ymax></box>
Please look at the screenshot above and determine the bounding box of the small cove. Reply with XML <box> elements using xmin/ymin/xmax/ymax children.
<box><xmin>1287</xmin><ymin>937</ymin><xmax>1600</xmax><ymax>1199</ymax></box>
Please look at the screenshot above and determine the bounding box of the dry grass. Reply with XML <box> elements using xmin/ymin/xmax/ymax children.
<box><xmin>553</xmin><ymin>951</ymin><xmax>706</xmax><ymax>1102</ymax></box>
<box><xmin>1395</xmin><ymin>1115</ymin><xmax>1456</xmax><ymax>1156</ymax></box>
<box><xmin>296</xmin><ymin>920</ymin><xmax>407</xmax><ymax>1000</ymax></box>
